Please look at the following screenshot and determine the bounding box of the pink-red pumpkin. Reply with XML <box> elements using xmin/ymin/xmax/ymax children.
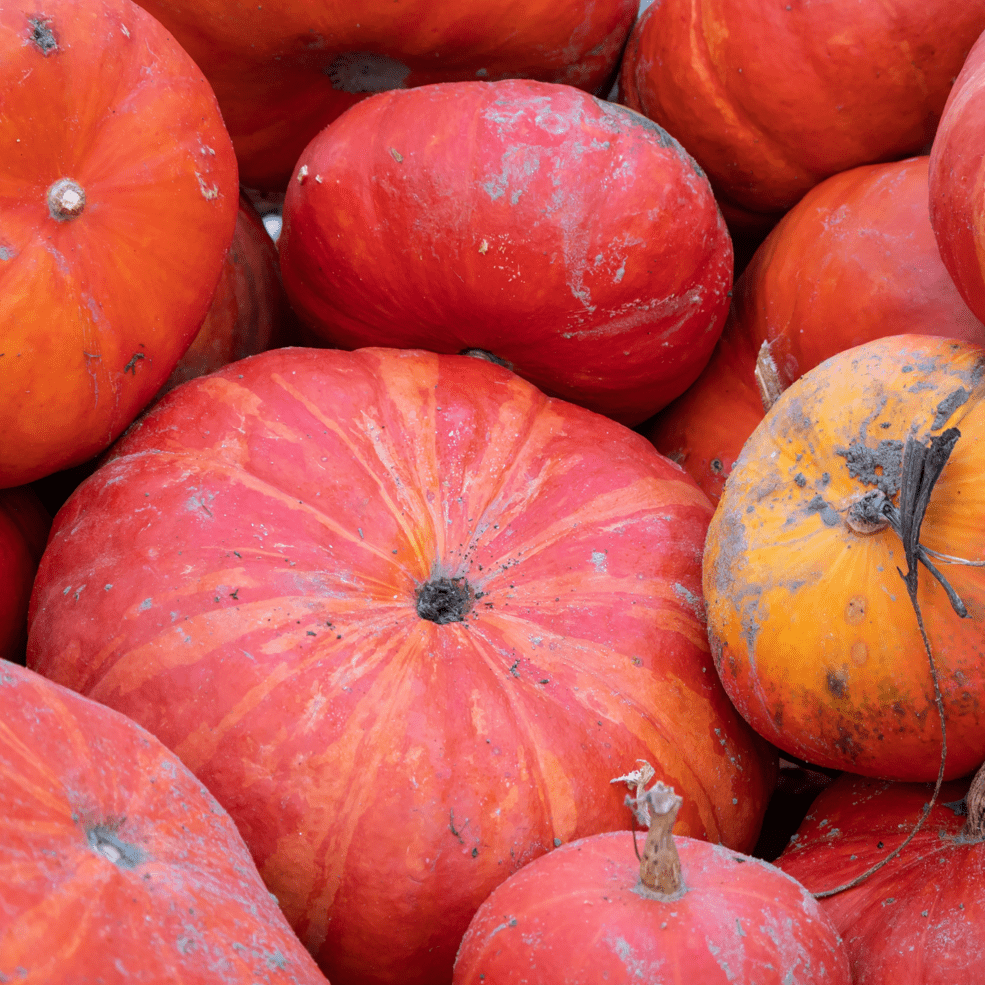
<box><xmin>0</xmin><ymin>486</ymin><xmax>50</xmax><ymax>664</ymax></box>
<box><xmin>620</xmin><ymin>0</ymin><xmax>985</xmax><ymax>233</ymax></box>
<box><xmin>454</xmin><ymin>782</ymin><xmax>850</xmax><ymax>984</ymax></box>
<box><xmin>279</xmin><ymin>80</ymin><xmax>733</xmax><ymax>427</ymax></box>
<box><xmin>0</xmin><ymin>0</ymin><xmax>238</xmax><ymax>488</ymax></box>
<box><xmin>930</xmin><ymin>28</ymin><xmax>985</xmax><ymax>324</ymax></box>
<box><xmin>776</xmin><ymin>770</ymin><xmax>985</xmax><ymax>984</ymax></box>
<box><xmin>0</xmin><ymin>660</ymin><xmax>330</xmax><ymax>984</ymax></box>
<box><xmin>130</xmin><ymin>0</ymin><xmax>638</xmax><ymax>189</ymax></box>
<box><xmin>28</xmin><ymin>346</ymin><xmax>775</xmax><ymax>985</ymax></box>
<box><xmin>645</xmin><ymin>156</ymin><xmax>985</xmax><ymax>504</ymax></box>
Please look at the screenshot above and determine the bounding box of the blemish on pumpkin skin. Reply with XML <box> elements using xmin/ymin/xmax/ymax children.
<box><xmin>851</xmin><ymin>640</ymin><xmax>868</xmax><ymax>666</ymax></box>
<box><xmin>844</xmin><ymin>595</ymin><xmax>867</xmax><ymax>625</ymax></box>
<box><xmin>826</xmin><ymin>669</ymin><xmax>848</xmax><ymax>698</ymax></box>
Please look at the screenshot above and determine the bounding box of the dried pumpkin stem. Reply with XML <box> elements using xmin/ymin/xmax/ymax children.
<box><xmin>625</xmin><ymin>781</ymin><xmax>685</xmax><ymax>899</ymax></box>
<box><xmin>816</xmin><ymin>430</ymin><xmax>959</xmax><ymax>898</ymax></box>
<box><xmin>958</xmin><ymin>760</ymin><xmax>985</xmax><ymax>842</ymax></box>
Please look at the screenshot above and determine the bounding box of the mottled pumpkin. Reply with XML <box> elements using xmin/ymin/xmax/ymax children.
<box><xmin>704</xmin><ymin>334</ymin><xmax>985</xmax><ymax>780</ymax></box>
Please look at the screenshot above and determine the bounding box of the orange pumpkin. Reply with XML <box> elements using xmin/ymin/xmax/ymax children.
<box><xmin>704</xmin><ymin>334</ymin><xmax>985</xmax><ymax>781</ymax></box>
<box><xmin>619</xmin><ymin>0</ymin><xmax>985</xmax><ymax>232</ymax></box>
<box><xmin>0</xmin><ymin>0</ymin><xmax>238</xmax><ymax>488</ymax></box>
<box><xmin>645</xmin><ymin>156</ymin><xmax>985</xmax><ymax>504</ymax></box>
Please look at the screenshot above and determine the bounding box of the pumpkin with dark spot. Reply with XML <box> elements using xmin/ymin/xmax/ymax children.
<box><xmin>703</xmin><ymin>334</ymin><xmax>985</xmax><ymax>780</ymax></box>
<box><xmin>130</xmin><ymin>0</ymin><xmax>638</xmax><ymax>189</ymax></box>
<box><xmin>279</xmin><ymin>80</ymin><xmax>733</xmax><ymax>427</ymax></box>
<box><xmin>28</xmin><ymin>346</ymin><xmax>775</xmax><ymax>985</ymax></box>
<box><xmin>0</xmin><ymin>661</ymin><xmax>330</xmax><ymax>984</ymax></box>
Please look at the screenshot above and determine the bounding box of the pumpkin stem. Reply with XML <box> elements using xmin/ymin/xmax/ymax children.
<box><xmin>625</xmin><ymin>780</ymin><xmax>685</xmax><ymax>900</ymax></box>
<box><xmin>754</xmin><ymin>340</ymin><xmax>784</xmax><ymax>412</ymax></box>
<box><xmin>47</xmin><ymin>177</ymin><xmax>86</xmax><ymax>220</ymax></box>
<box><xmin>815</xmin><ymin>430</ymin><xmax>958</xmax><ymax>898</ymax></box>
<box><xmin>958</xmin><ymin>760</ymin><xmax>985</xmax><ymax>842</ymax></box>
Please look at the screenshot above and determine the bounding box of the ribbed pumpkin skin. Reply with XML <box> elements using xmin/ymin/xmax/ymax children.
<box><xmin>704</xmin><ymin>335</ymin><xmax>985</xmax><ymax>780</ymax></box>
<box><xmin>930</xmin><ymin>30</ymin><xmax>985</xmax><ymax>325</ymax></box>
<box><xmin>0</xmin><ymin>661</ymin><xmax>330</xmax><ymax>985</ymax></box>
<box><xmin>0</xmin><ymin>0</ymin><xmax>238</xmax><ymax>488</ymax></box>
<box><xmin>645</xmin><ymin>156</ymin><xmax>985</xmax><ymax>504</ymax></box>
<box><xmin>453</xmin><ymin>830</ymin><xmax>851</xmax><ymax>984</ymax></box>
<box><xmin>620</xmin><ymin>0</ymin><xmax>985</xmax><ymax>226</ymax></box>
<box><xmin>776</xmin><ymin>773</ymin><xmax>985</xmax><ymax>984</ymax></box>
<box><xmin>27</xmin><ymin>347</ymin><xmax>774</xmax><ymax>985</ymax></box>
<box><xmin>0</xmin><ymin>487</ymin><xmax>50</xmax><ymax>663</ymax></box>
<box><xmin>131</xmin><ymin>0</ymin><xmax>637</xmax><ymax>189</ymax></box>
<box><xmin>156</xmin><ymin>194</ymin><xmax>299</xmax><ymax>399</ymax></box>
<box><xmin>279</xmin><ymin>81</ymin><xmax>733</xmax><ymax>427</ymax></box>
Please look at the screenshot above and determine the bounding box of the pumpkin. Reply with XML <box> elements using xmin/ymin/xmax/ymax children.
<box><xmin>0</xmin><ymin>660</ymin><xmax>330</xmax><ymax>984</ymax></box>
<box><xmin>28</xmin><ymin>346</ymin><xmax>775</xmax><ymax>985</ymax></box>
<box><xmin>776</xmin><ymin>768</ymin><xmax>985</xmax><ymax>984</ymax></box>
<box><xmin>279</xmin><ymin>80</ymin><xmax>733</xmax><ymax>427</ymax></box>
<box><xmin>645</xmin><ymin>156</ymin><xmax>985</xmax><ymax>504</ymax></box>
<box><xmin>619</xmin><ymin>0</ymin><xmax>985</xmax><ymax>232</ymax></box>
<box><xmin>703</xmin><ymin>334</ymin><xmax>985</xmax><ymax>781</ymax></box>
<box><xmin>0</xmin><ymin>486</ymin><xmax>50</xmax><ymax>664</ymax></box>
<box><xmin>929</xmin><ymin>28</ymin><xmax>985</xmax><ymax>325</ymax></box>
<box><xmin>453</xmin><ymin>779</ymin><xmax>851</xmax><ymax>984</ymax></box>
<box><xmin>130</xmin><ymin>0</ymin><xmax>638</xmax><ymax>190</ymax></box>
<box><xmin>0</xmin><ymin>0</ymin><xmax>239</xmax><ymax>488</ymax></box>
<box><xmin>155</xmin><ymin>193</ymin><xmax>300</xmax><ymax>400</ymax></box>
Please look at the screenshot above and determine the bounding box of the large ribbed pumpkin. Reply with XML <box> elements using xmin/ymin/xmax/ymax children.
<box><xmin>704</xmin><ymin>335</ymin><xmax>985</xmax><ymax>781</ymax></box>
<box><xmin>645</xmin><ymin>156</ymin><xmax>985</xmax><ymax>504</ymax></box>
<box><xmin>0</xmin><ymin>661</ymin><xmax>330</xmax><ymax>985</ymax></box>
<box><xmin>0</xmin><ymin>0</ymin><xmax>238</xmax><ymax>488</ymax></box>
<box><xmin>279</xmin><ymin>80</ymin><xmax>733</xmax><ymax>427</ymax></box>
<box><xmin>131</xmin><ymin>0</ymin><xmax>637</xmax><ymax>189</ymax></box>
<box><xmin>930</xmin><ymin>28</ymin><xmax>985</xmax><ymax>324</ymax></box>
<box><xmin>620</xmin><ymin>0</ymin><xmax>985</xmax><ymax>232</ymax></box>
<box><xmin>27</xmin><ymin>347</ymin><xmax>774</xmax><ymax>985</ymax></box>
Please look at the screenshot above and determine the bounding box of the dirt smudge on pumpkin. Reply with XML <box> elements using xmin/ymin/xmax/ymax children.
<box><xmin>836</xmin><ymin>438</ymin><xmax>904</xmax><ymax>496</ymax></box>
<box><xmin>324</xmin><ymin>52</ymin><xmax>410</xmax><ymax>93</ymax></box>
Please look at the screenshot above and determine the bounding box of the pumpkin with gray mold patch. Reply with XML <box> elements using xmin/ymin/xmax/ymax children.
<box><xmin>279</xmin><ymin>79</ymin><xmax>732</xmax><ymax>427</ymax></box>
<box><xmin>703</xmin><ymin>334</ymin><xmax>985</xmax><ymax>781</ymax></box>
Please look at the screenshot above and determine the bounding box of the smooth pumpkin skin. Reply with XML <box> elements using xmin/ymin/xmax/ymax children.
<box><xmin>0</xmin><ymin>661</ymin><xmax>330</xmax><ymax>985</ymax></box>
<box><xmin>155</xmin><ymin>194</ymin><xmax>299</xmax><ymax>399</ymax></box>
<box><xmin>28</xmin><ymin>347</ymin><xmax>774</xmax><ymax>985</ymax></box>
<box><xmin>776</xmin><ymin>773</ymin><xmax>985</xmax><ymax>984</ymax></box>
<box><xmin>704</xmin><ymin>335</ymin><xmax>985</xmax><ymax>781</ymax></box>
<box><xmin>619</xmin><ymin>0</ymin><xmax>985</xmax><ymax>226</ymax></box>
<box><xmin>453</xmin><ymin>830</ymin><xmax>850</xmax><ymax>984</ymax></box>
<box><xmin>279</xmin><ymin>80</ymin><xmax>733</xmax><ymax>427</ymax></box>
<box><xmin>0</xmin><ymin>0</ymin><xmax>239</xmax><ymax>488</ymax></box>
<box><xmin>131</xmin><ymin>0</ymin><xmax>637</xmax><ymax>189</ymax></box>
<box><xmin>0</xmin><ymin>486</ymin><xmax>50</xmax><ymax>664</ymax></box>
<box><xmin>930</xmin><ymin>30</ymin><xmax>985</xmax><ymax>325</ymax></box>
<box><xmin>645</xmin><ymin>157</ymin><xmax>985</xmax><ymax>505</ymax></box>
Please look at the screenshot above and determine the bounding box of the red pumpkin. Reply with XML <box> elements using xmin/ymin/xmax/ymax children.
<box><xmin>279</xmin><ymin>80</ymin><xmax>733</xmax><ymax>427</ymax></box>
<box><xmin>28</xmin><ymin>346</ymin><xmax>775</xmax><ymax>985</ymax></box>
<box><xmin>0</xmin><ymin>661</ymin><xmax>330</xmax><ymax>984</ymax></box>
<box><xmin>454</xmin><ymin>781</ymin><xmax>850</xmax><ymax>984</ymax></box>
<box><xmin>776</xmin><ymin>770</ymin><xmax>985</xmax><ymax>984</ymax></box>
<box><xmin>130</xmin><ymin>0</ymin><xmax>637</xmax><ymax>189</ymax></box>
<box><xmin>645</xmin><ymin>156</ymin><xmax>985</xmax><ymax>504</ymax></box>
<box><xmin>0</xmin><ymin>0</ymin><xmax>239</xmax><ymax>488</ymax></box>
<box><xmin>620</xmin><ymin>0</ymin><xmax>985</xmax><ymax>231</ymax></box>
<box><xmin>0</xmin><ymin>486</ymin><xmax>50</xmax><ymax>664</ymax></box>
<box><xmin>930</xmin><ymin>28</ymin><xmax>985</xmax><ymax>325</ymax></box>
<box><xmin>156</xmin><ymin>193</ymin><xmax>299</xmax><ymax>399</ymax></box>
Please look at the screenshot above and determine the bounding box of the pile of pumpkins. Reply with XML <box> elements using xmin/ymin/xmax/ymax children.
<box><xmin>5</xmin><ymin>0</ymin><xmax>985</xmax><ymax>982</ymax></box>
